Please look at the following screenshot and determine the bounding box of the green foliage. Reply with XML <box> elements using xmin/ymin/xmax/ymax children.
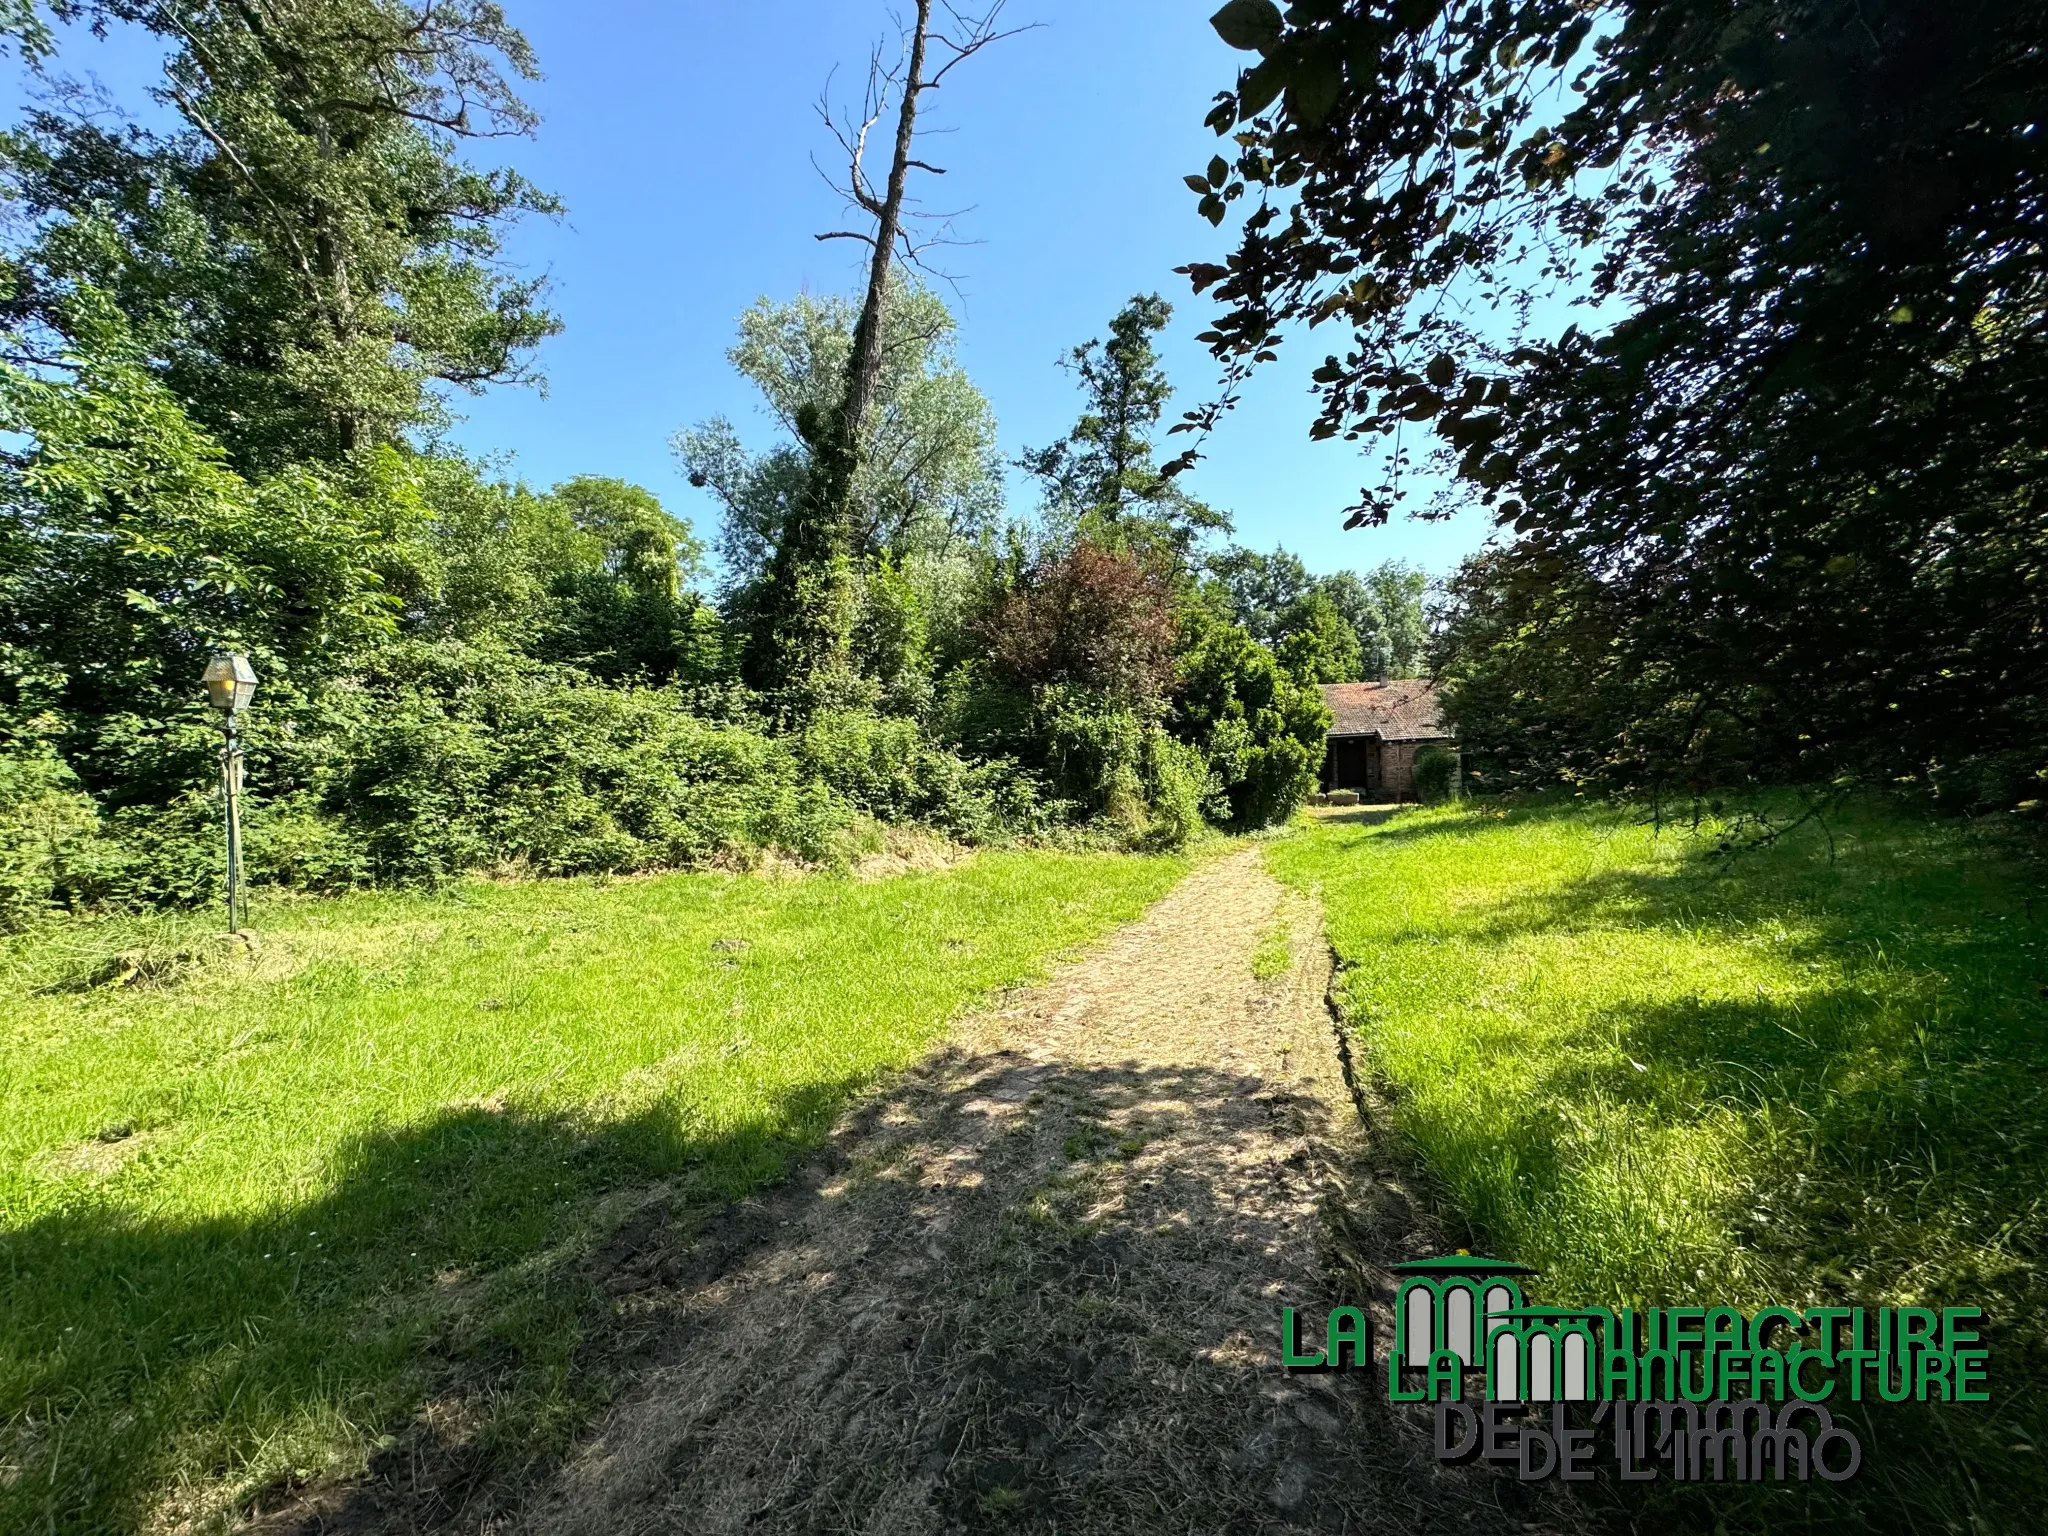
<box><xmin>1272</xmin><ymin>589</ymin><xmax>1360</xmax><ymax>683</ymax></box>
<box><xmin>0</xmin><ymin>349</ymin><xmax>420</xmax><ymax>801</ymax></box>
<box><xmin>1204</xmin><ymin>546</ymin><xmax>1417</xmax><ymax>679</ymax></box>
<box><xmin>2</xmin><ymin>0</ymin><xmax>561</xmax><ymax>468</ymax></box>
<box><xmin>1194</xmin><ymin>0</ymin><xmax>2048</xmax><ymax>793</ymax></box>
<box><xmin>0</xmin><ymin>738</ymin><xmax>95</xmax><ymax>931</ymax></box>
<box><xmin>1021</xmin><ymin>295</ymin><xmax>1229</xmax><ymax>551</ymax></box>
<box><xmin>1170</xmin><ymin>600</ymin><xmax>1329</xmax><ymax>829</ymax></box>
<box><xmin>1271</xmin><ymin>798</ymin><xmax>2048</xmax><ymax>1532</ymax></box>
<box><xmin>0</xmin><ymin>3</ymin><xmax>1344</xmax><ymax>914</ymax></box>
<box><xmin>1411</xmin><ymin>744</ymin><xmax>1460</xmax><ymax>804</ymax></box>
<box><xmin>1136</xmin><ymin>726</ymin><xmax>1211</xmax><ymax>851</ymax></box>
<box><xmin>676</xmin><ymin>283</ymin><xmax>1003</xmax><ymax>592</ymax></box>
<box><xmin>1363</xmin><ymin>562</ymin><xmax>1428</xmax><ymax>679</ymax></box>
<box><xmin>677</xmin><ymin>282</ymin><xmax>1006</xmax><ymax>710</ymax></box>
<box><xmin>849</xmin><ymin>557</ymin><xmax>933</xmax><ymax>717</ymax></box>
<box><xmin>299</xmin><ymin>661</ymin><xmax>851</xmax><ymax>883</ymax></box>
<box><xmin>1309</xmin><ymin>568</ymin><xmax>1393</xmax><ymax>678</ymax></box>
<box><xmin>796</xmin><ymin>706</ymin><xmax>1035</xmax><ymax>844</ymax></box>
<box><xmin>532</xmin><ymin>477</ymin><xmax>722</xmax><ymax>686</ymax></box>
<box><xmin>1037</xmin><ymin>683</ymin><xmax>1150</xmax><ymax>831</ymax></box>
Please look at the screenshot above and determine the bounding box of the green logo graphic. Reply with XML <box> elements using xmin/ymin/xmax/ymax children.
<box><xmin>1279</xmin><ymin>1254</ymin><xmax>1991</xmax><ymax>1484</ymax></box>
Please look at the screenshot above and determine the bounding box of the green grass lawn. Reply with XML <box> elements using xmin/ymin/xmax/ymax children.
<box><xmin>0</xmin><ymin>850</ymin><xmax>1187</xmax><ymax>1534</ymax></box>
<box><xmin>1269</xmin><ymin>799</ymin><xmax>2048</xmax><ymax>1532</ymax></box>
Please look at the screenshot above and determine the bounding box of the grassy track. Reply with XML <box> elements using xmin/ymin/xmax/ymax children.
<box><xmin>0</xmin><ymin>850</ymin><xmax>1187</xmax><ymax>1534</ymax></box>
<box><xmin>1269</xmin><ymin>799</ymin><xmax>2047</xmax><ymax>1531</ymax></box>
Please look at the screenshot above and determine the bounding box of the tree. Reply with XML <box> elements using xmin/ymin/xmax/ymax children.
<box><xmin>1311</xmin><ymin>569</ymin><xmax>1391</xmax><ymax>679</ymax></box>
<box><xmin>0</xmin><ymin>348</ymin><xmax>419</xmax><ymax>801</ymax></box>
<box><xmin>1023</xmin><ymin>294</ymin><xmax>1230</xmax><ymax>549</ymax></box>
<box><xmin>1365</xmin><ymin>562</ymin><xmax>1428</xmax><ymax>680</ymax></box>
<box><xmin>1171</xmin><ymin>597</ymin><xmax>1328</xmax><ymax>827</ymax></box>
<box><xmin>981</xmin><ymin>541</ymin><xmax>1179</xmax><ymax>709</ymax></box>
<box><xmin>747</xmin><ymin>0</ymin><xmax>1024</xmax><ymax>710</ymax></box>
<box><xmin>1273</xmin><ymin>589</ymin><xmax>1360</xmax><ymax>684</ymax></box>
<box><xmin>1204</xmin><ymin>545</ymin><xmax>1403</xmax><ymax>678</ymax></box>
<box><xmin>1190</xmin><ymin>1</ymin><xmax>2048</xmax><ymax>789</ymax></box>
<box><xmin>534</xmin><ymin>478</ymin><xmax>720</xmax><ymax>686</ymax></box>
<box><xmin>1203</xmin><ymin>544</ymin><xmax>1308</xmax><ymax>644</ymax></box>
<box><xmin>0</xmin><ymin>0</ymin><xmax>561</xmax><ymax>472</ymax></box>
<box><xmin>676</xmin><ymin>283</ymin><xmax>1001</xmax><ymax>595</ymax></box>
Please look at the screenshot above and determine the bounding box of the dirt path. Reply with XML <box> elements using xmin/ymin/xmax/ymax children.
<box><xmin>509</xmin><ymin>848</ymin><xmax>1534</xmax><ymax>1536</ymax></box>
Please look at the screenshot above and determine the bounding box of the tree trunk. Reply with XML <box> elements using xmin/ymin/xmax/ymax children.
<box><xmin>838</xmin><ymin>0</ymin><xmax>931</xmax><ymax>452</ymax></box>
<box><xmin>748</xmin><ymin>0</ymin><xmax>937</xmax><ymax>713</ymax></box>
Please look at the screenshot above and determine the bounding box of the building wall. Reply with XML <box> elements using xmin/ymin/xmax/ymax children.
<box><xmin>1381</xmin><ymin>741</ymin><xmax>1425</xmax><ymax>798</ymax></box>
<box><xmin>1321</xmin><ymin>736</ymin><xmax>1455</xmax><ymax>800</ymax></box>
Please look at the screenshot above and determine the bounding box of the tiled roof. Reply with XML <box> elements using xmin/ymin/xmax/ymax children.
<box><xmin>1319</xmin><ymin>680</ymin><xmax>1450</xmax><ymax>741</ymax></box>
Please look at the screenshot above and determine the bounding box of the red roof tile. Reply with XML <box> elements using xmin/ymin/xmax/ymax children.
<box><xmin>1319</xmin><ymin>680</ymin><xmax>1451</xmax><ymax>741</ymax></box>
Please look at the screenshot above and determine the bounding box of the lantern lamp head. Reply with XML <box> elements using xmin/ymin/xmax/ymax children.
<box><xmin>201</xmin><ymin>653</ymin><xmax>259</xmax><ymax>717</ymax></box>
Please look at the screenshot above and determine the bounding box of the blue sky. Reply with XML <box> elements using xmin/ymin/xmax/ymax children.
<box><xmin>10</xmin><ymin>0</ymin><xmax>1511</xmax><ymax>580</ymax></box>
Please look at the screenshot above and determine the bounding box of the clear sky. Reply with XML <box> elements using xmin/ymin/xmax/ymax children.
<box><xmin>8</xmin><ymin>0</ymin><xmax>1509</xmax><ymax>580</ymax></box>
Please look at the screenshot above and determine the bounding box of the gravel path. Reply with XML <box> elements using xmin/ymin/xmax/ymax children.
<box><xmin>508</xmin><ymin>848</ymin><xmax>1535</xmax><ymax>1536</ymax></box>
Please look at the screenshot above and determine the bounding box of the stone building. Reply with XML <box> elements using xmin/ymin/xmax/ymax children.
<box><xmin>1318</xmin><ymin>680</ymin><xmax>1454</xmax><ymax>801</ymax></box>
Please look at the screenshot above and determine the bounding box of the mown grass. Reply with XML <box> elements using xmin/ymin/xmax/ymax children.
<box><xmin>0</xmin><ymin>850</ymin><xmax>1187</xmax><ymax>1534</ymax></box>
<box><xmin>1269</xmin><ymin>798</ymin><xmax>2048</xmax><ymax>1533</ymax></box>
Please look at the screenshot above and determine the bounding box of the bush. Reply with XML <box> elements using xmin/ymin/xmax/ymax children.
<box><xmin>796</xmin><ymin>707</ymin><xmax>1028</xmax><ymax>844</ymax></box>
<box><xmin>1037</xmin><ymin>684</ymin><xmax>1149</xmax><ymax>832</ymax></box>
<box><xmin>1170</xmin><ymin>604</ymin><xmax>1330</xmax><ymax>828</ymax></box>
<box><xmin>1138</xmin><ymin>728</ymin><xmax>1212</xmax><ymax>851</ymax></box>
<box><xmin>312</xmin><ymin>673</ymin><xmax>852</xmax><ymax>880</ymax></box>
<box><xmin>1413</xmin><ymin>745</ymin><xmax>1462</xmax><ymax>804</ymax></box>
<box><xmin>0</xmin><ymin>743</ymin><xmax>99</xmax><ymax>931</ymax></box>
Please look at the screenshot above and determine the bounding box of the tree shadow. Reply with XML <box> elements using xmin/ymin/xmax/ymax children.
<box><xmin>1326</xmin><ymin>806</ymin><xmax>2048</xmax><ymax>1532</ymax></box>
<box><xmin>0</xmin><ymin>1079</ymin><xmax>866</xmax><ymax>1534</ymax></box>
<box><xmin>0</xmin><ymin>1045</ymin><xmax>1539</xmax><ymax>1535</ymax></box>
<box><xmin>497</xmin><ymin>1048</ymin><xmax>1531</xmax><ymax>1536</ymax></box>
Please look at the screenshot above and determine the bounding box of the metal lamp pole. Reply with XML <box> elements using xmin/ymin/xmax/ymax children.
<box><xmin>201</xmin><ymin>653</ymin><xmax>259</xmax><ymax>932</ymax></box>
<box><xmin>222</xmin><ymin>715</ymin><xmax>245</xmax><ymax>931</ymax></box>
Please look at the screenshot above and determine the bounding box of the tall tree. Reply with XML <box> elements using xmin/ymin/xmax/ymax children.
<box><xmin>1023</xmin><ymin>294</ymin><xmax>1230</xmax><ymax>548</ymax></box>
<box><xmin>1</xmin><ymin>0</ymin><xmax>560</xmax><ymax>470</ymax></box>
<box><xmin>747</xmin><ymin>0</ymin><xmax>1024</xmax><ymax>709</ymax></box>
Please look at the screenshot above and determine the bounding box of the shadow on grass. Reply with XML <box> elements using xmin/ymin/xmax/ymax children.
<box><xmin>2</xmin><ymin>1050</ymin><xmax>1532</xmax><ymax>1536</ymax></box>
<box><xmin>1324</xmin><ymin>804</ymin><xmax>2048</xmax><ymax>1532</ymax></box>
<box><xmin>0</xmin><ymin>1080</ymin><xmax>865</xmax><ymax>1534</ymax></box>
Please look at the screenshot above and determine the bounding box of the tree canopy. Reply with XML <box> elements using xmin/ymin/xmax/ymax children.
<box><xmin>675</xmin><ymin>283</ymin><xmax>1002</xmax><ymax>596</ymax></box>
<box><xmin>1022</xmin><ymin>293</ymin><xmax>1230</xmax><ymax>551</ymax></box>
<box><xmin>1192</xmin><ymin>0</ymin><xmax>2048</xmax><ymax>799</ymax></box>
<box><xmin>1</xmin><ymin>0</ymin><xmax>561</xmax><ymax>470</ymax></box>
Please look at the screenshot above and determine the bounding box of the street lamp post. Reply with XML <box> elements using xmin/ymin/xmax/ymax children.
<box><xmin>201</xmin><ymin>653</ymin><xmax>259</xmax><ymax>932</ymax></box>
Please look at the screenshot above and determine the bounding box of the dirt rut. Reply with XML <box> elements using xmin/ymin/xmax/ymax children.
<box><xmin>511</xmin><ymin>848</ymin><xmax>1533</xmax><ymax>1536</ymax></box>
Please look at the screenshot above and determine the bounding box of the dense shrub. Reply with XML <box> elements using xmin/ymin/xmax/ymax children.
<box><xmin>1170</xmin><ymin>603</ymin><xmax>1329</xmax><ymax>829</ymax></box>
<box><xmin>0</xmin><ymin>742</ymin><xmax>98</xmax><ymax>931</ymax></box>
<box><xmin>1137</xmin><ymin>728</ymin><xmax>1212</xmax><ymax>851</ymax></box>
<box><xmin>1413</xmin><ymin>746</ymin><xmax>1462</xmax><ymax>804</ymax></box>
<box><xmin>983</xmin><ymin>541</ymin><xmax>1179</xmax><ymax>706</ymax></box>
<box><xmin>796</xmin><ymin>707</ymin><xmax>1037</xmax><ymax>843</ymax></box>
<box><xmin>1037</xmin><ymin>684</ymin><xmax>1150</xmax><ymax>831</ymax></box>
<box><xmin>305</xmin><ymin>669</ymin><xmax>852</xmax><ymax>882</ymax></box>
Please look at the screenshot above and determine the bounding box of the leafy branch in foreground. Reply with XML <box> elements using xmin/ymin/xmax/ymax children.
<box><xmin>1187</xmin><ymin>1</ymin><xmax>2048</xmax><ymax>801</ymax></box>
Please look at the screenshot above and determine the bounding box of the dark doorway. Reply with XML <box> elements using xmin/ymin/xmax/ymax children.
<box><xmin>1322</xmin><ymin>736</ymin><xmax>1382</xmax><ymax>795</ymax></box>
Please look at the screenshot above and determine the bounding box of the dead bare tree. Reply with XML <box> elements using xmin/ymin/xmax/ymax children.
<box><xmin>746</xmin><ymin>1</ymin><xmax>1030</xmax><ymax>709</ymax></box>
<box><xmin>815</xmin><ymin>1</ymin><xmax>1030</xmax><ymax>449</ymax></box>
